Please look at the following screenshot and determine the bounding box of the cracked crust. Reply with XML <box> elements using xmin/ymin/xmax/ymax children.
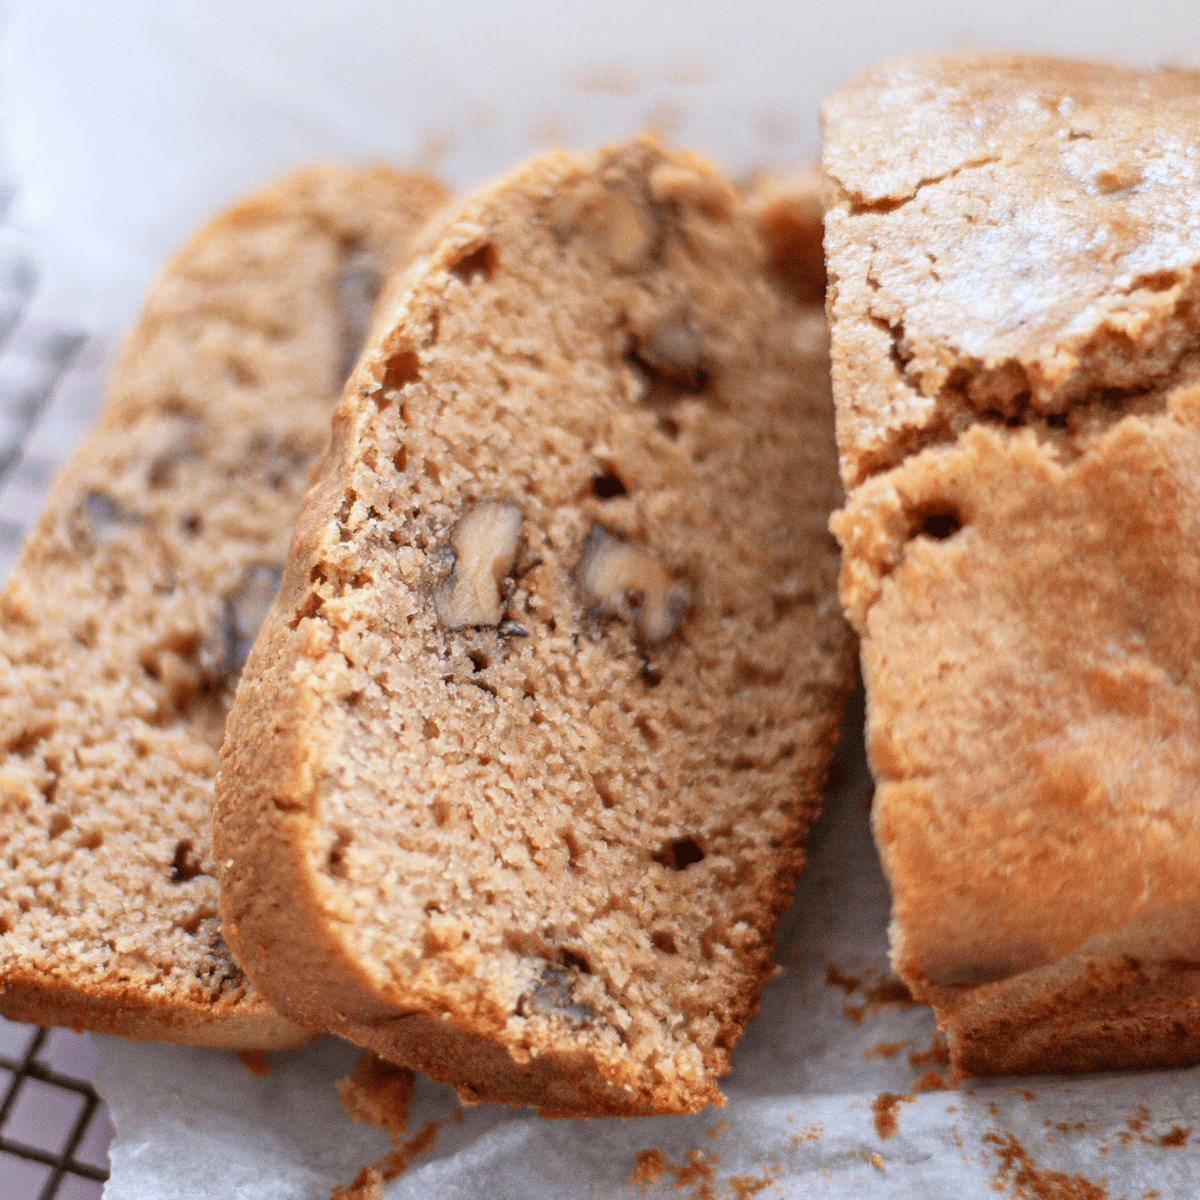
<box><xmin>0</xmin><ymin>165</ymin><xmax>447</xmax><ymax>1047</ymax></box>
<box><xmin>823</xmin><ymin>52</ymin><xmax>1200</xmax><ymax>488</ymax></box>
<box><xmin>824</xmin><ymin>53</ymin><xmax>1200</xmax><ymax>1078</ymax></box>
<box><xmin>214</xmin><ymin>139</ymin><xmax>855</xmax><ymax>1116</ymax></box>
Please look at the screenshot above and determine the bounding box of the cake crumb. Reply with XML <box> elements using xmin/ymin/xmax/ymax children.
<box><xmin>629</xmin><ymin>1148</ymin><xmax>670</xmax><ymax>1189</ymax></box>
<box><xmin>843</xmin><ymin>972</ymin><xmax>917</xmax><ymax>1025</ymax></box>
<box><xmin>783</xmin><ymin>1124</ymin><xmax>823</xmax><ymax>1150</ymax></box>
<box><xmin>825</xmin><ymin>963</ymin><xmax>862</xmax><ymax>995</ymax></box>
<box><xmin>336</xmin><ymin>1053</ymin><xmax>415</xmax><ymax>1140</ymax></box>
<box><xmin>1156</xmin><ymin>1125</ymin><xmax>1191</xmax><ymax>1147</ymax></box>
<box><xmin>913</xmin><ymin>1069</ymin><xmax>949</xmax><ymax>1092</ymax></box>
<box><xmin>983</xmin><ymin>1131</ymin><xmax>1107</xmax><ymax>1199</ymax></box>
<box><xmin>908</xmin><ymin>1033</ymin><xmax>950</xmax><ymax>1067</ymax></box>
<box><xmin>330</xmin><ymin>1166</ymin><xmax>384</xmax><ymax>1200</ymax></box>
<box><xmin>864</xmin><ymin>1039</ymin><xmax>913</xmax><ymax>1060</ymax></box>
<box><xmin>234</xmin><ymin>1049</ymin><xmax>270</xmax><ymax>1078</ymax></box>
<box><xmin>871</xmin><ymin>1152</ymin><xmax>884</xmax><ymax>1171</ymax></box>
<box><xmin>727</xmin><ymin>1163</ymin><xmax>781</xmax><ymax>1198</ymax></box>
<box><xmin>871</xmin><ymin>1092</ymin><xmax>915</xmax><ymax>1139</ymax></box>
<box><xmin>627</xmin><ymin>1148</ymin><xmax>719</xmax><ymax>1196</ymax></box>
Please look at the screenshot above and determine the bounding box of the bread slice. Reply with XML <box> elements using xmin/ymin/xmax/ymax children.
<box><xmin>0</xmin><ymin>165</ymin><xmax>447</xmax><ymax>1047</ymax></box>
<box><xmin>823</xmin><ymin>53</ymin><xmax>1200</xmax><ymax>1076</ymax></box>
<box><xmin>213</xmin><ymin>138</ymin><xmax>855</xmax><ymax>1115</ymax></box>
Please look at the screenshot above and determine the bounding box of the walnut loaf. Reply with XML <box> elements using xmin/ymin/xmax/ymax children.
<box><xmin>823</xmin><ymin>53</ymin><xmax>1200</xmax><ymax>1077</ymax></box>
<box><xmin>214</xmin><ymin>139</ymin><xmax>855</xmax><ymax>1116</ymax></box>
<box><xmin>0</xmin><ymin>166</ymin><xmax>447</xmax><ymax>1047</ymax></box>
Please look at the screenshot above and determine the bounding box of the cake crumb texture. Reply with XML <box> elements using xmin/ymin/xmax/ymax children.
<box><xmin>215</xmin><ymin>138</ymin><xmax>855</xmax><ymax>1115</ymax></box>
<box><xmin>0</xmin><ymin>165</ymin><xmax>447</xmax><ymax>1045</ymax></box>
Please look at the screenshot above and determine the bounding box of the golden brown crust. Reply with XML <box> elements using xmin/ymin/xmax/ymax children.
<box><xmin>0</xmin><ymin>165</ymin><xmax>447</xmax><ymax>1047</ymax></box>
<box><xmin>824</xmin><ymin>52</ymin><xmax>1200</xmax><ymax>1078</ymax></box>
<box><xmin>215</xmin><ymin>139</ymin><xmax>855</xmax><ymax>1115</ymax></box>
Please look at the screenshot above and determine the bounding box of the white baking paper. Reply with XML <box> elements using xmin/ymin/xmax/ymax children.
<box><xmin>3</xmin><ymin>1</ymin><xmax>1200</xmax><ymax>1196</ymax></box>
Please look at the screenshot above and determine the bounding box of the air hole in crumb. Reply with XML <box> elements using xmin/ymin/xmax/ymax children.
<box><xmin>652</xmin><ymin>930</ymin><xmax>678</xmax><ymax>954</ymax></box>
<box><xmin>591</xmin><ymin>469</ymin><xmax>627</xmax><ymax>499</ymax></box>
<box><xmin>171</xmin><ymin>840</ymin><xmax>203</xmax><ymax>882</ymax></box>
<box><xmin>448</xmin><ymin>242</ymin><xmax>498</xmax><ymax>283</ymax></box>
<box><xmin>654</xmin><ymin>837</ymin><xmax>706</xmax><ymax>871</ymax></box>
<box><xmin>917</xmin><ymin>508</ymin><xmax>963</xmax><ymax>540</ymax></box>
<box><xmin>78</xmin><ymin>828</ymin><xmax>103</xmax><ymax>851</ymax></box>
<box><xmin>383</xmin><ymin>349</ymin><xmax>420</xmax><ymax>391</ymax></box>
<box><xmin>47</xmin><ymin>812</ymin><xmax>71</xmax><ymax>840</ymax></box>
<box><xmin>0</xmin><ymin>915</ymin><xmax>11</xmax><ymax>934</ymax></box>
<box><xmin>641</xmin><ymin>661</ymin><xmax>663</xmax><ymax>687</ymax></box>
<box><xmin>423</xmin><ymin>718</ymin><xmax>440</xmax><ymax>739</ymax></box>
<box><xmin>327</xmin><ymin>829</ymin><xmax>352</xmax><ymax>879</ymax></box>
<box><xmin>394</xmin><ymin>444</ymin><xmax>408</xmax><ymax>472</ymax></box>
<box><xmin>1046</xmin><ymin>413</ymin><xmax>1069</xmax><ymax>428</ymax></box>
<box><xmin>468</xmin><ymin>650</ymin><xmax>490</xmax><ymax>672</ymax></box>
<box><xmin>560</xmin><ymin>948</ymin><xmax>592</xmax><ymax>974</ymax></box>
<box><xmin>182</xmin><ymin>514</ymin><xmax>202</xmax><ymax>536</ymax></box>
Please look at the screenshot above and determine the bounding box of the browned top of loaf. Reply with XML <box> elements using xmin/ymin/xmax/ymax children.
<box><xmin>824</xmin><ymin>54</ymin><xmax>1200</xmax><ymax>1045</ymax></box>
<box><xmin>215</xmin><ymin>139</ymin><xmax>854</xmax><ymax>1115</ymax></box>
<box><xmin>823</xmin><ymin>52</ymin><xmax>1200</xmax><ymax>486</ymax></box>
<box><xmin>0</xmin><ymin>165</ymin><xmax>446</xmax><ymax>1047</ymax></box>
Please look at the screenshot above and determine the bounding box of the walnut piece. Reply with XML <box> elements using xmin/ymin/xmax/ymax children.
<box><xmin>577</xmin><ymin>527</ymin><xmax>690</xmax><ymax>643</ymax></box>
<box><xmin>436</xmin><ymin>500</ymin><xmax>522</xmax><ymax>629</ymax></box>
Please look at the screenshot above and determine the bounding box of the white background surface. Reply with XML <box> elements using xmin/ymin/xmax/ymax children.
<box><xmin>3</xmin><ymin>0</ymin><xmax>1200</xmax><ymax>1196</ymax></box>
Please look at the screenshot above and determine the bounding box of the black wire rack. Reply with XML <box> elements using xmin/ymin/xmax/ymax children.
<box><xmin>0</xmin><ymin>1021</ymin><xmax>111</xmax><ymax>1199</ymax></box>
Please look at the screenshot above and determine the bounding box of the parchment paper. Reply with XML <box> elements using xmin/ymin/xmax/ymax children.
<box><xmin>3</xmin><ymin>2</ymin><xmax>1199</xmax><ymax>1196</ymax></box>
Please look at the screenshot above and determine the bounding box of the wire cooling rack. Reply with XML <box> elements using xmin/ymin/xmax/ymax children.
<box><xmin>0</xmin><ymin>1020</ymin><xmax>110</xmax><ymax>1199</ymax></box>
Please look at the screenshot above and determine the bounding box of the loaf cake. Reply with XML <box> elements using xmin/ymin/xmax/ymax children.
<box><xmin>214</xmin><ymin>138</ymin><xmax>855</xmax><ymax>1115</ymax></box>
<box><xmin>0</xmin><ymin>165</ymin><xmax>447</xmax><ymax>1046</ymax></box>
<box><xmin>823</xmin><ymin>53</ymin><xmax>1200</xmax><ymax>1076</ymax></box>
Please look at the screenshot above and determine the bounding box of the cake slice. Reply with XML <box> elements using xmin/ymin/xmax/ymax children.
<box><xmin>823</xmin><ymin>53</ymin><xmax>1200</xmax><ymax>1076</ymax></box>
<box><xmin>213</xmin><ymin>138</ymin><xmax>855</xmax><ymax>1115</ymax></box>
<box><xmin>0</xmin><ymin>165</ymin><xmax>447</xmax><ymax>1047</ymax></box>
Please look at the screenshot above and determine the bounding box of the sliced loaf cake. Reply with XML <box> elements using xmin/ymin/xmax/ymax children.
<box><xmin>0</xmin><ymin>165</ymin><xmax>447</xmax><ymax>1046</ymax></box>
<box><xmin>214</xmin><ymin>139</ymin><xmax>855</xmax><ymax>1114</ymax></box>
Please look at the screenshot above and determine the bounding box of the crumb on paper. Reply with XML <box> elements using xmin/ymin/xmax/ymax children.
<box><xmin>727</xmin><ymin>1164</ymin><xmax>783</xmax><ymax>1197</ymax></box>
<box><xmin>913</xmin><ymin>1069</ymin><xmax>949</xmax><ymax>1093</ymax></box>
<box><xmin>627</xmin><ymin>1148</ymin><xmax>719</xmax><ymax>1196</ymax></box>
<box><xmin>783</xmin><ymin>1123</ymin><xmax>823</xmax><ymax>1151</ymax></box>
<box><xmin>908</xmin><ymin>1033</ymin><xmax>950</xmax><ymax>1067</ymax></box>
<box><xmin>983</xmin><ymin>1131</ymin><xmax>1108</xmax><ymax>1199</ymax></box>
<box><xmin>1021</xmin><ymin>1089</ymin><xmax>1038</xmax><ymax>1101</ymax></box>
<box><xmin>706</xmin><ymin>1119</ymin><xmax>729</xmax><ymax>1140</ymax></box>
<box><xmin>1157</xmin><ymin>1125</ymin><xmax>1192</xmax><ymax>1147</ymax></box>
<box><xmin>336</xmin><ymin>1052</ymin><xmax>415</xmax><ymax>1140</ymax></box>
<box><xmin>871</xmin><ymin>1152</ymin><xmax>884</xmax><ymax>1171</ymax></box>
<box><xmin>863</xmin><ymin>1039</ymin><xmax>913</xmax><ymax>1060</ymax></box>
<box><xmin>836</xmin><ymin>969</ymin><xmax>917</xmax><ymax>1026</ymax></box>
<box><xmin>871</xmin><ymin>1092</ymin><xmax>915</xmax><ymax>1140</ymax></box>
<box><xmin>330</xmin><ymin>1165</ymin><xmax>384</xmax><ymax>1200</ymax></box>
<box><xmin>372</xmin><ymin>1121</ymin><xmax>442</xmax><ymax>1183</ymax></box>
<box><xmin>824</xmin><ymin>963</ymin><xmax>861</xmax><ymax>995</ymax></box>
<box><xmin>234</xmin><ymin>1048</ymin><xmax>270</xmax><ymax>1078</ymax></box>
